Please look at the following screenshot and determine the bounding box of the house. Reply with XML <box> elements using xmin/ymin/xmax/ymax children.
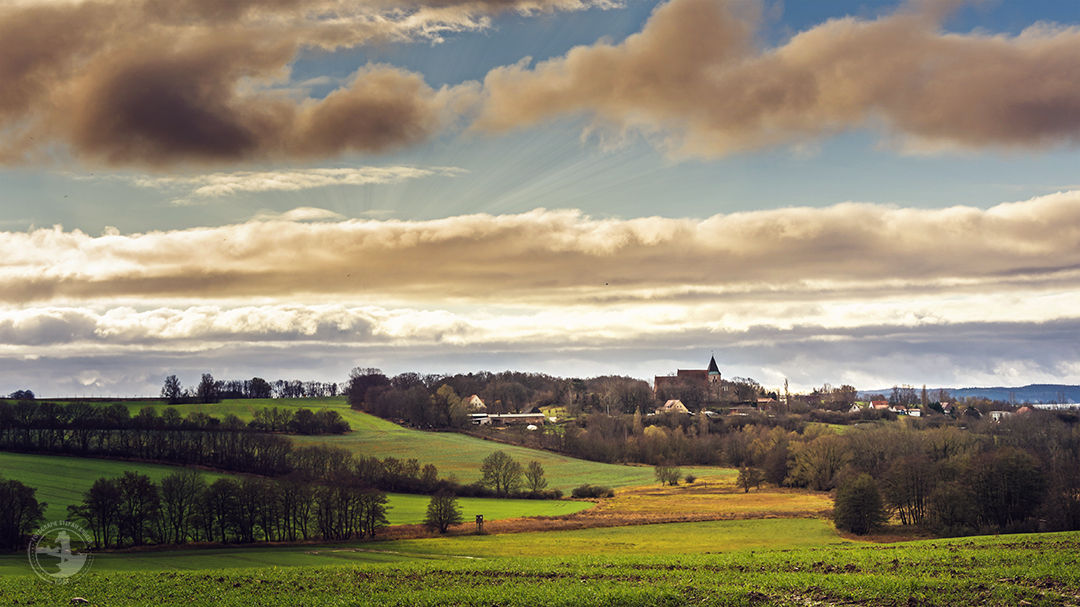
<box><xmin>990</xmin><ymin>411</ymin><xmax>1012</xmax><ymax>422</ymax></box>
<box><xmin>871</xmin><ymin>400</ymin><xmax>889</xmax><ymax>410</ymax></box>
<box><xmin>849</xmin><ymin>403</ymin><xmax>863</xmax><ymax>413</ymax></box>
<box><xmin>467</xmin><ymin>395</ymin><xmax>486</xmax><ymax>411</ymax></box>
<box><xmin>655</xmin><ymin>399</ymin><xmax>690</xmax><ymax>414</ymax></box>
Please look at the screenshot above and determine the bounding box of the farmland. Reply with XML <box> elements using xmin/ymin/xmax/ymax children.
<box><xmin>34</xmin><ymin>396</ymin><xmax>720</xmax><ymax>489</ymax></box>
<box><xmin>0</xmin><ymin>452</ymin><xmax>593</xmax><ymax>526</ymax></box>
<box><xmin>0</xmin><ymin>451</ymin><xmax>235</xmax><ymax>522</ymax></box>
<box><xmin>1</xmin><ymin>531</ymin><xmax>1076</xmax><ymax>605</ymax></box>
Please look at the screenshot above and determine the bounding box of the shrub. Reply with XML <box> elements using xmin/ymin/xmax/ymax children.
<box><xmin>833</xmin><ymin>473</ymin><xmax>888</xmax><ymax>535</ymax></box>
<box><xmin>571</xmin><ymin>484</ymin><xmax>614</xmax><ymax>498</ymax></box>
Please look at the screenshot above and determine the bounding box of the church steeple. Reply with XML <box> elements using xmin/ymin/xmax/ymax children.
<box><xmin>707</xmin><ymin>355</ymin><xmax>720</xmax><ymax>375</ymax></box>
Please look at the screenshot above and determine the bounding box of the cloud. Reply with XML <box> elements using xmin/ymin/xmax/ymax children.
<box><xmin>4</xmin><ymin>0</ymin><xmax>1077</xmax><ymax>169</ymax></box>
<box><xmin>0</xmin><ymin>190</ymin><xmax>1077</xmax><ymax>304</ymax></box>
<box><xmin>251</xmin><ymin>208</ymin><xmax>346</xmax><ymax>222</ymax></box>
<box><xmin>106</xmin><ymin>165</ymin><xmax>465</xmax><ymax>202</ymax></box>
<box><xmin>2</xmin><ymin>314</ymin><xmax>1078</xmax><ymax>397</ymax></box>
<box><xmin>475</xmin><ymin>0</ymin><xmax>1080</xmax><ymax>156</ymax></box>
<box><xmin>0</xmin><ymin>0</ymin><xmax>605</xmax><ymax>167</ymax></box>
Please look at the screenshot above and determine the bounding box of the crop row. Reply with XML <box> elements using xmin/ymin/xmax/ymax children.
<box><xmin>4</xmin><ymin>532</ymin><xmax>1077</xmax><ymax>606</ymax></box>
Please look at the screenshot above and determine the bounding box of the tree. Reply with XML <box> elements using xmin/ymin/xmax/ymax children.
<box><xmin>116</xmin><ymin>471</ymin><xmax>160</xmax><ymax>546</ymax></box>
<box><xmin>359</xmin><ymin>490</ymin><xmax>390</xmax><ymax>538</ymax></box>
<box><xmin>833</xmin><ymin>473</ymin><xmax>889</xmax><ymax>535</ymax></box>
<box><xmin>654</xmin><ymin>463</ymin><xmax>682</xmax><ymax>486</ymax></box>
<box><xmin>160</xmin><ymin>470</ymin><xmax>205</xmax><ymax>545</ymax></box>
<box><xmin>0</xmin><ymin>477</ymin><xmax>46</xmax><ymax>551</ymax></box>
<box><xmin>926</xmin><ymin>481</ymin><xmax>979</xmax><ymax>536</ymax></box>
<box><xmin>736</xmin><ymin>467</ymin><xmax>763</xmax><ymax>493</ymax></box>
<box><xmin>248</xmin><ymin>377</ymin><xmax>272</xmax><ymax>399</ymax></box>
<box><xmin>479</xmin><ymin>451</ymin><xmax>523</xmax><ymax>497</ymax></box>
<box><xmin>968</xmin><ymin>447</ymin><xmax>1045</xmax><ymax>529</ymax></box>
<box><xmin>524</xmin><ymin>460</ymin><xmax>547</xmax><ymax>493</ymax></box>
<box><xmin>786</xmin><ymin>434</ymin><xmax>850</xmax><ymax>491</ymax></box>
<box><xmin>346</xmin><ymin>368</ymin><xmax>390</xmax><ymax>410</ymax></box>
<box><xmin>197</xmin><ymin>373</ymin><xmax>220</xmax><ymax>404</ymax></box>
<box><xmin>881</xmin><ymin>455</ymin><xmax>937</xmax><ymax>526</ymax></box>
<box><xmin>161</xmin><ymin>375</ymin><xmax>183</xmax><ymax>404</ymax></box>
<box><xmin>424</xmin><ymin>492</ymin><xmax>463</xmax><ymax>534</ymax></box>
<box><xmin>8</xmin><ymin>389</ymin><xmax>34</xmax><ymax>400</ymax></box>
<box><xmin>68</xmin><ymin>477</ymin><xmax>121</xmax><ymax>549</ymax></box>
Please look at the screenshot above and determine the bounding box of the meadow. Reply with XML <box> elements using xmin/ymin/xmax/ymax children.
<box><xmin>0</xmin><ymin>452</ymin><xmax>235</xmax><ymax>522</ymax></box>
<box><xmin>47</xmin><ymin>396</ymin><xmax>721</xmax><ymax>489</ymax></box>
<box><xmin>0</xmin><ymin>452</ymin><xmax>593</xmax><ymax>526</ymax></box>
<box><xmin>1</xmin><ymin>530</ymin><xmax>1075</xmax><ymax>606</ymax></box>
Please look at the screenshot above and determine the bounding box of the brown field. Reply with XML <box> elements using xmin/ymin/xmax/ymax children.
<box><xmin>378</xmin><ymin>474</ymin><xmax>835</xmax><ymax>540</ymax></box>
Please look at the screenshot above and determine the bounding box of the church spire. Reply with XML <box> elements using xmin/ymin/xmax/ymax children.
<box><xmin>707</xmin><ymin>355</ymin><xmax>719</xmax><ymax>375</ymax></box>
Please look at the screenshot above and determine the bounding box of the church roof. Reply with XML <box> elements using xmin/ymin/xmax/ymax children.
<box><xmin>707</xmin><ymin>355</ymin><xmax>720</xmax><ymax>375</ymax></box>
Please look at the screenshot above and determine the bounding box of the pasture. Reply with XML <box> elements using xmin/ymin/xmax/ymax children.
<box><xmin>0</xmin><ymin>452</ymin><xmax>235</xmax><ymax>521</ymax></box>
<box><xmin>0</xmin><ymin>451</ymin><xmax>594</xmax><ymax>527</ymax></box>
<box><xmin>63</xmin><ymin>396</ymin><xmax>723</xmax><ymax>489</ymax></box>
<box><xmin>0</xmin><ymin>531</ymin><xmax>1076</xmax><ymax>605</ymax></box>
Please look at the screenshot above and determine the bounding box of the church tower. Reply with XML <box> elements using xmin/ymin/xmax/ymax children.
<box><xmin>707</xmin><ymin>355</ymin><xmax>721</xmax><ymax>401</ymax></box>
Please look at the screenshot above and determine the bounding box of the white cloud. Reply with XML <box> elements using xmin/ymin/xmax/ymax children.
<box><xmin>104</xmin><ymin>166</ymin><xmax>467</xmax><ymax>204</ymax></box>
<box><xmin>1</xmin><ymin>190</ymin><xmax>1077</xmax><ymax>305</ymax></box>
<box><xmin>251</xmin><ymin>207</ymin><xmax>346</xmax><ymax>222</ymax></box>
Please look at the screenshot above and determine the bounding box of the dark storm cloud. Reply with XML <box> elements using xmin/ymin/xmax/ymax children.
<box><xmin>0</xmin><ymin>0</ymin><xmax>597</xmax><ymax>167</ymax></box>
<box><xmin>3</xmin><ymin>0</ymin><xmax>1079</xmax><ymax>168</ymax></box>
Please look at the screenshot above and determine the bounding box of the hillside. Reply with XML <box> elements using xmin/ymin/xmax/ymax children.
<box><xmin>2</xmin><ymin>396</ymin><xmax>721</xmax><ymax>490</ymax></box>
<box><xmin>858</xmin><ymin>383</ymin><xmax>1079</xmax><ymax>404</ymax></box>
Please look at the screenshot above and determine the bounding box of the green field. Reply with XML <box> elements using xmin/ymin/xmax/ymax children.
<box><xmin>0</xmin><ymin>518</ymin><xmax>841</xmax><ymax>576</ymax></box>
<box><xmin>0</xmin><ymin>452</ymin><xmax>235</xmax><ymax>521</ymax></box>
<box><xmin>58</xmin><ymin>396</ymin><xmax>723</xmax><ymax>489</ymax></box>
<box><xmin>378</xmin><ymin>518</ymin><xmax>851</xmax><ymax>558</ymax></box>
<box><xmin>0</xmin><ymin>451</ymin><xmax>594</xmax><ymax>527</ymax></box>
<box><xmin>1</xmin><ymin>530</ymin><xmax>1076</xmax><ymax>605</ymax></box>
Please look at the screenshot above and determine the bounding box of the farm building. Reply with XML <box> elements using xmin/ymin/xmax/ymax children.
<box><xmin>485</xmin><ymin>413</ymin><xmax>546</xmax><ymax>426</ymax></box>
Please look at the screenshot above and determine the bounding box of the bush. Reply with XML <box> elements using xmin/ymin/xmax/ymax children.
<box><xmin>571</xmin><ymin>484</ymin><xmax>614</xmax><ymax>498</ymax></box>
<box><xmin>684</xmin><ymin>475</ymin><xmax>697</xmax><ymax>484</ymax></box>
<box><xmin>833</xmin><ymin>473</ymin><xmax>889</xmax><ymax>535</ymax></box>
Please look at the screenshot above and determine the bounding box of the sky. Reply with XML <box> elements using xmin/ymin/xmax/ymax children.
<box><xmin>1</xmin><ymin>0</ymin><xmax>1078</xmax><ymax>398</ymax></box>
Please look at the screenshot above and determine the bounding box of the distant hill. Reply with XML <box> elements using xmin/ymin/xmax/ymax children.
<box><xmin>857</xmin><ymin>383</ymin><xmax>1079</xmax><ymax>404</ymax></box>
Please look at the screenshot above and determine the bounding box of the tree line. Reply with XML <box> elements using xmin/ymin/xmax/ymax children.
<box><xmin>0</xmin><ymin>446</ymin><xmax>558</xmax><ymax>552</ymax></box>
<box><xmin>66</xmin><ymin>469</ymin><xmax>389</xmax><ymax>549</ymax></box>
<box><xmin>801</xmin><ymin>411</ymin><xmax>1080</xmax><ymax>536</ymax></box>
<box><xmin>0</xmin><ymin>402</ymin><xmax>351</xmax><ymax>475</ymax></box>
<box><xmin>161</xmin><ymin>373</ymin><xmax>341</xmax><ymax>404</ymax></box>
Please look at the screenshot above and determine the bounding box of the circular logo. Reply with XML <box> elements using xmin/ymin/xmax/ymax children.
<box><xmin>27</xmin><ymin>521</ymin><xmax>94</xmax><ymax>584</ymax></box>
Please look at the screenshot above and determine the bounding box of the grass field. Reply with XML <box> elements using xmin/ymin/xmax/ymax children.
<box><xmin>0</xmin><ymin>452</ymin><xmax>594</xmax><ymax>526</ymax></box>
<box><xmin>1</xmin><ymin>531</ymin><xmax>1076</xmax><ymax>605</ymax></box>
<box><xmin>55</xmin><ymin>396</ymin><xmax>724</xmax><ymax>490</ymax></box>
<box><xmin>0</xmin><ymin>518</ymin><xmax>842</xmax><ymax>576</ymax></box>
<box><xmin>382</xmin><ymin>494</ymin><xmax>592</xmax><ymax>526</ymax></box>
<box><xmin>0</xmin><ymin>452</ymin><xmax>235</xmax><ymax>521</ymax></box>
<box><xmin>379</xmin><ymin>517</ymin><xmax>853</xmax><ymax>558</ymax></box>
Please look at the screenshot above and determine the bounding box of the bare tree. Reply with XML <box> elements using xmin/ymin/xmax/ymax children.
<box><xmin>479</xmin><ymin>451</ymin><xmax>523</xmax><ymax>497</ymax></box>
<box><xmin>424</xmin><ymin>492</ymin><xmax>462</xmax><ymax>534</ymax></box>
<box><xmin>524</xmin><ymin>461</ymin><xmax>547</xmax><ymax>492</ymax></box>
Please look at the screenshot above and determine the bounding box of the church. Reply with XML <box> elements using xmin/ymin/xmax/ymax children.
<box><xmin>653</xmin><ymin>355</ymin><xmax>722</xmax><ymax>397</ymax></box>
